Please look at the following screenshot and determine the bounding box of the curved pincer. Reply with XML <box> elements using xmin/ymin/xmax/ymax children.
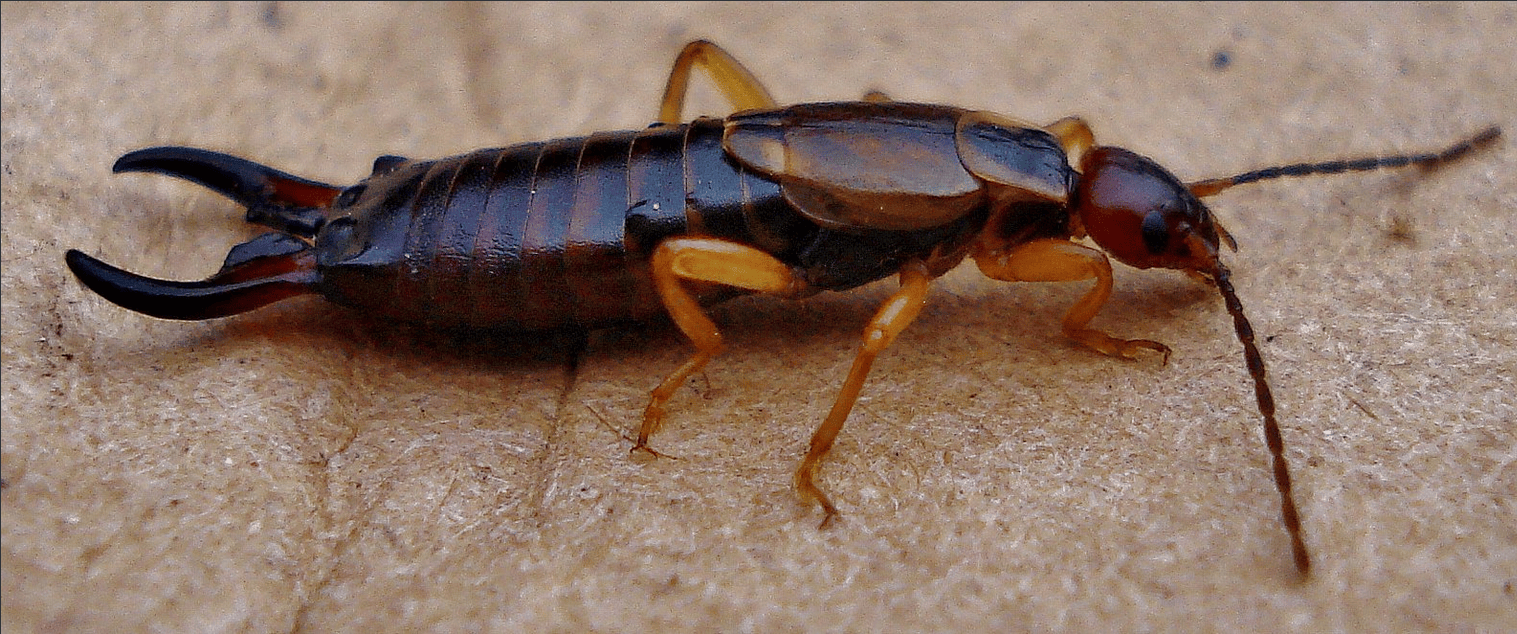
<box><xmin>65</xmin><ymin>233</ymin><xmax>320</xmax><ymax>321</ymax></box>
<box><xmin>114</xmin><ymin>147</ymin><xmax>342</xmax><ymax>237</ymax></box>
<box><xmin>67</xmin><ymin>147</ymin><xmax>344</xmax><ymax>320</ymax></box>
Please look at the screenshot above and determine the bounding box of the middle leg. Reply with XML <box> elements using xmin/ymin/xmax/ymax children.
<box><xmin>795</xmin><ymin>261</ymin><xmax>933</xmax><ymax>525</ymax></box>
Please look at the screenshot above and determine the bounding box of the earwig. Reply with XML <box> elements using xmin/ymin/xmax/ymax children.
<box><xmin>65</xmin><ymin>40</ymin><xmax>1501</xmax><ymax>577</ymax></box>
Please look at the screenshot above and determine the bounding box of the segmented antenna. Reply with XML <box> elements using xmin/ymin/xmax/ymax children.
<box><xmin>1211</xmin><ymin>263</ymin><xmax>1311</xmax><ymax>576</ymax></box>
<box><xmin>1192</xmin><ymin>125</ymin><xmax>1501</xmax><ymax>577</ymax></box>
<box><xmin>1189</xmin><ymin>126</ymin><xmax>1501</xmax><ymax>197</ymax></box>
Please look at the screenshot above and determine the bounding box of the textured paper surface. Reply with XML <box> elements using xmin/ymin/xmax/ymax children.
<box><xmin>4</xmin><ymin>3</ymin><xmax>1514</xmax><ymax>632</ymax></box>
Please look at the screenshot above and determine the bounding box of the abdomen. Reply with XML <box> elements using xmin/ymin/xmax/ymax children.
<box><xmin>314</xmin><ymin>118</ymin><xmax>796</xmax><ymax>331</ymax></box>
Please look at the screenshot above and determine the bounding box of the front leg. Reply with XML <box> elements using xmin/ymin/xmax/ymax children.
<box><xmin>974</xmin><ymin>238</ymin><xmax>1170</xmax><ymax>362</ymax></box>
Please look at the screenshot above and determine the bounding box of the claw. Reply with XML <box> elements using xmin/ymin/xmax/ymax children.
<box><xmin>65</xmin><ymin>237</ymin><xmax>318</xmax><ymax>321</ymax></box>
<box><xmin>66</xmin><ymin>147</ymin><xmax>340</xmax><ymax>320</ymax></box>
<box><xmin>114</xmin><ymin>147</ymin><xmax>341</xmax><ymax>237</ymax></box>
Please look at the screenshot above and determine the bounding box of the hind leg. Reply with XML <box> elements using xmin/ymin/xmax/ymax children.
<box><xmin>657</xmin><ymin>40</ymin><xmax>779</xmax><ymax>123</ymax></box>
<box><xmin>636</xmin><ymin>237</ymin><xmax>802</xmax><ymax>454</ymax></box>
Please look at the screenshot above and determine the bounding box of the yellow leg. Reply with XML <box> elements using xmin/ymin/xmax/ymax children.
<box><xmin>658</xmin><ymin>40</ymin><xmax>779</xmax><ymax>124</ymax></box>
<box><xmin>795</xmin><ymin>261</ymin><xmax>933</xmax><ymax>525</ymax></box>
<box><xmin>1044</xmin><ymin>116</ymin><xmax>1095</xmax><ymax>170</ymax></box>
<box><xmin>638</xmin><ymin>237</ymin><xmax>800</xmax><ymax>455</ymax></box>
<box><xmin>974</xmin><ymin>238</ymin><xmax>1170</xmax><ymax>362</ymax></box>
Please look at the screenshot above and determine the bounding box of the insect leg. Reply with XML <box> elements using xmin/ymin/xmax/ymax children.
<box><xmin>658</xmin><ymin>40</ymin><xmax>778</xmax><ymax>124</ymax></box>
<box><xmin>974</xmin><ymin>238</ymin><xmax>1170</xmax><ymax>361</ymax></box>
<box><xmin>637</xmin><ymin>237</ymin><xmax>802</xmax><ymax>455</ymax></box>
<box><xmin>796</xmin><ymin>261</ymin><xmax>932</xmax><ymax>526</ymax></box>
<box><xmin>1044</xmin><ymin>116</ymin><xmax>1096</xmax><ymax>170</ymax></box>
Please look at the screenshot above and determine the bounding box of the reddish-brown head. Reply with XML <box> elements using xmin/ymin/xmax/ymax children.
<box><xmin>1072</xmin><ymin>146</ymin><xmax>1233</xmax><ymax>275</ymax></box>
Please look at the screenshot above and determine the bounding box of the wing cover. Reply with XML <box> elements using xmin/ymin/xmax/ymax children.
<box><xmin>724</xmin><ymin>102</ymin><xmax>985</xmax><ymax>232</ymax></box>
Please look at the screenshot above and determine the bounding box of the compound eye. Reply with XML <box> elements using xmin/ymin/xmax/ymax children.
<box><xmin>1140</xmin><ymin>209</ymin><xmax>1170</xmax><ymax>255</ymax></box>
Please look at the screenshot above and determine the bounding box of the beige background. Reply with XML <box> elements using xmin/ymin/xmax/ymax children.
<box><xmin>4</xmin><ymin>2</ymin><xmax>1514</xmax><ymax>632</ymax></box>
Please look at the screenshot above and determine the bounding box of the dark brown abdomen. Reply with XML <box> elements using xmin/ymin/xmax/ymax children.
<box><xmin>317</xmin><ymin>118</ymin><xmax>793</xmax><ymax>330</ymax></box>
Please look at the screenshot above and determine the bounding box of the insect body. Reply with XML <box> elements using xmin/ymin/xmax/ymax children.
<box><xmin>66</xmin><ymin>41</ymin><xmax>1500</xmax><ymax>577</ymax></box>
